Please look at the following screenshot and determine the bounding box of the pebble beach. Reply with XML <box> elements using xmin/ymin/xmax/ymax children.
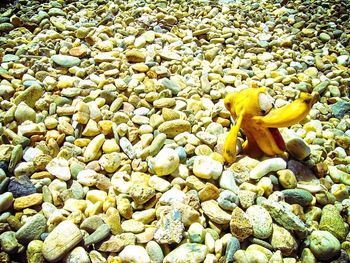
<box><xmin>0</xmin><ymin>0</ymin><xmax>350</xmax><ymax>262</ymax></box>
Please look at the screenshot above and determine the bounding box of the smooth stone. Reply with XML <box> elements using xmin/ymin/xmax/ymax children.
<box><xmin>277</xmin><ymin>169</ymin><xmax>297</xmax><ymax>189</ymax></box>
<box><xmin>158</xmin><ymin>120</ymin><xmax>191</xmax><ymax>138</ymax></box>
<box><xmin>98</xmin><ymin>153</ymin><xmax>121</xmax><ymax>173</ymax></box>
<box><xmin>163</xmin><ymin>243</ymin><xmax>208</xmax><ymax>263</ymax></box>
<box><xmin>331</xmin><ymin>100</ymin><xmax>350</xmax><ymax>119</ymax></box>
<box><xmin>42</xmin><ymin>220</ymin><xmax>83</xmax><ymax>262</ymax></box>
<box><xmin>119</xmin><ymin>245</ymin><xmax>151</xmax><ymax>263</ymax></box>
<box><xmin>15</xmin><ymin>214</ymin><xmax>46</xmax><ymax>244</ymax></box>
<box><xmin>119</xmin><ymin>137</ymin><xmax>135</xmax><ymax>159</ymax></box>
<box><xmin>193</xmin><ymin>156</ymin><xmax>223</xmax><ymax>180</ymax></box>
<box><xmin>80</xmin><ymin>216</ymin><xmax>104</xmax><ymax>233</ymax></box>
<box><xmin>13</xmin><ymin>193</ymin><xmax>43</xmax><ymax>210</ymax></box>
<box><xmin>13</xmin><ymin>85</ymin><xmax>44</xmax><ymax>108</ymax></box>
<box><xmin>286</xmin><ymin>138</ymin><xmax>311</xmax><ymax>160</ymax></box>
<box><xmin>0</xmin><ymin>192</ymin><xmax>13</xmax><ymax>213</ymax></box>
<box><xmin>319</xmin><ymin>32</ymin><xmax>331</xmax><ymax>42</ymax></box>
<box><xmin>15</xmin><ymin>102</ymin><xmax>36</xmax><ymax>123</ymax></box>
<box><xmin>84</xmin><ymin>134</ymin><xmax>105</xmax><ymax>161</ymax></box>
<box><xmin>225</xmin><ymin>237</ymin><xmax>240</xmax><ymax>263</ymax></box>
<box><xmin>46</xmin><ymin>157</ymin><xmax>71</xmax><ymax>181</ymax></box>
<box><xmin>153</xmin><ymin>148</ymin><xmax>179</xmax><ymax>176</ymax></box>
<box><xmin>161</xmin><ymin>78</ymin><xmax>181</xmax><ymax>95</ymax></box>
<box><xmin>250</xmin><ymin>158</ymin><xmax>287</xmax><ymax>180</ymax></box>
<box><xmin>51</xmin><ymin>55</ymin><xmax>81</xmax><ymax>67</ymax></box>
<box><xmin>159</xmin><ymin>187</ymin><xmax>186</xmax><ymax>205</ymax></box>
<box><xmin>8</xmin><ymin>175</ymin><xmax>36</xmax><ymax>198</ymax></box>
<box><xmin>246</xmin><ymin>205</ymin><xmax>273</xmax><ymax>239</ymax></box>
<box><xmin>84</xmin><ymin>224</ymin><xmax>110</xmax><ymax>246</ymax></box>
<box><xmin>129</xmin><ymin>185</ymin><xmax>156</xmax><ymax>205</ymax></box>
<box><xmin>270</xmin><ymin>224</ymin><xmax>297</xmax><ymax>256</ymax></box>
<box><xmin>148</xmin><ymin>176</ymin><xmax>171</xmax><ymax>192</ymax></box>
<box><xmin>201</xmin><ymin>200</ymin><xmax>231</xmax><ymax>224</ymax></box>
<box><xmin>2</xmin><ymin>54</ymin><xmax>19</xmax><ymax>62</ymax></box>
<box><xmin>188</xmin><ymin>222</ymin><xmax>205</xmax><ymax>243</ymax></box>
<box><xmin>64</xmin><ymin>246</ymin><xmax>91</xmax><ymax>263</ymax></box>
<box><xmin>319</xmin><ymin>204</ymin><xmax>346</xmax><ymax>241</ymax></box>
<box><xmin>281</xmin><ymin>189</ymin><xmax>313</xmax><ymax>206</ymax></box>
<box><xmin>121</xmin><ymin>219</ymin><xmax>144</xmax><ymax>234</ymax></box>
<box><xmin>309</xmin><ymin>230</ymin><xmax>340</xmax><ymax>261</ymax></box>
<box><xmin>146</xmin><ymin>241</ymin><xmax>164</xmax><ymax>263</ymax></box>
<box><xmin>230</xmin><ymin>207</ymin><xmax>253</xmax><ymax>241</ymax></box>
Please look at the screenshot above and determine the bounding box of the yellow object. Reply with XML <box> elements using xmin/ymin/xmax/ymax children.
<box><xmin>223</xmin><ymin>87</ymin><xmax>315</xmax><ymax>163</ymax></box>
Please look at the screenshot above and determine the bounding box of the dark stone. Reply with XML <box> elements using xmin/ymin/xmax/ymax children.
<box><xmin>0</xmin><ymin>161</ymin><xmax>9</xmax><ymax>175</ymax></box>
<box><xmin>331</xmin><ymin>100</ymin><xmax>350</xmax><ymax>119</ymax></box>
<box><xmin>7</xmin><ymin>176</ymin><xmax>36</xmax><ymax>198</ymax></box>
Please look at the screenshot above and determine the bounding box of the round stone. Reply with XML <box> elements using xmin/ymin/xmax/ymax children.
<box><xmin>153</xmin><ymin>148</ymin><xmax>179</xmax><ymax>176</ymax></box>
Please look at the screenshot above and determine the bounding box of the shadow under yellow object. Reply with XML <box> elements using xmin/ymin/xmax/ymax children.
<box><xmin>223</xmin><ymin>87</ymin><xmax>315</xmax><ymax>164</ymax></box>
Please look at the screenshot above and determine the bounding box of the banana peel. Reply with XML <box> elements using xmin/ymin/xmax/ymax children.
<box><xmin>223</xmin><ymin>87</ymin><xmax>316</xmax><ymax>164</ymax></box>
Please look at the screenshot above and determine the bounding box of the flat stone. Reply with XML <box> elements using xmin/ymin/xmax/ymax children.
<box><xmin>163</xmin><ymin>243</ymin><xmax>208</xmax><ymax>263</ymax></box>
<box><xmin>51</xmin><ymin>55</ymin><xmax>81</xmax><ymax>67</ymax></box>
<box><xmin>246</xmin><ymin>205</ymin><xmax>273</xmax><ymax>239</ymax></box>
<box><xmin>158</xmin><ymin>120</ymin><xmax>191</xmax><ymax>138</ymax></box>
<box><xmin>193</xmin><ymin>156</ymin><xmax>223</xmax><ymax>180</ymax></box>
<box><xmin>153</xmin><ymin>148</ymin><xmax>179</xmax><ymax>176</ymax></box>
<box><xmin>119</xmin><ymin>245</ymin><xmax>151</xmax><ymax>263</ymax></box>
<box><xmin>154</xmin><ymin>208</ymin><xmax>184</xmax><ymax>244</ymax></box>
<box><xmin>230</xmin><ymin>207</ymin><xmax>253</xmax><ymax>241</ymax></box>
<box><xmin>201</xmin><ymin>200</ymin><xmax>231</xmax><ymax>224</ymax></box>
<box><xmin>42</xmin><ymin>220</ymin><xmax>83</xmax><ymax>262</ymax></box>
<box><xmin>8</xmin><ymin>175</ymin><xmax>36</xmax><ymax>198</ymax></box>
<box><xmin>13</xmin><ymin>193</ymin><xmax>43</xmax><ymax>210</ymax></box>
<box><xmin>125</xmin><ymin>50</ymin><xmax>146</xmax><ymax>63</ymax></box>
<box><xmin>46</xmin><ymin>157</ymin><xmax>71</xmax><ymax>181</ymax></box>
<box><xmin>319</xmin><ymin>204</ymin><xmax>346</xmax><ymax>241</ymax></box>
<box><xmin>270</xmin><ymin>224</ymin><xmax>297</xmax><ymax>256</ymax></box>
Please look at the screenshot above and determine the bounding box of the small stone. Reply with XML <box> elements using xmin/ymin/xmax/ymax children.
<box><xmin>193</xmin><ymin>156</ymin><xmax>223</xmax><ymax>180</ymax></box>
<box><xmin>46</xmin><ymin>157</ymin><xmax>71</xmax><ymax>181</ymax></box>
<box><xmin>163</xmin><ymin>243</ymin><xmax>208</xmax><ymax>263</ymax></box>
<box><xmin>15</xmin><ymin>214</ymin><xmax>46</xmax><ymax>244</ymax></box>
<box><xmin>230</xmin><ymin>207</ymin><xmax>253</xmax><ymax>241</ymax></box>
<box><xmin>121</xmin><ymin>219</ymin><xmax>145</xmax><ymax>234</ymax></box>
<box><xmin>277</xmin><ymin>169</ymin><xmax>297</xmax><ymax>189</ymax></box>
<box><xmin>51</xmin><ymin>55</ymin><xmax>81</xmax><ymax>67</ymax></box>
<box><xmin>217</xmin><ymin>190</ymin><xmax>239</xmax><ymax>211</ymax></box>
<box><xmin>64</xmin><ymin>246</ymin><xmax>90</xmax><ymax>263</ymax></box>
<box><xmin>309</xmin><ymin>230</ymin><xmax>340</xmax><ymax>261</ymax></box>
<box><xmin>27</xmin><ymin>240</ymin><xmax>44</xmax><ymax>263</ymax></box>
<box><xmin>237</xmin><ymin>190</ymin><xmax>256</xmax><ymax>209</ymax></box>
<box><xmin>125</xmin><ymin>50</ymin><xmax>146</xmax><ymax>63</ymax></box>
<box><xmin>159</xmin><ymin>187</ymin><xmax>186</xmax><ymax>205</ymax></box>
<box><xmin>246</xmin><ymin>205</ymin><xmax>273</xmax><ymax>239</ymax></box>
<box><xmin>69</xmin><ymin>46</ymin><xmax>88</xmax><ymax>57</ymax></box>
<box><xmin>98</xmin><ymin>153</ymin><xmax>121</xmax><ymax>173</ymax></box>
<box><xmin>319</xmin><ymin>204</ymin><xmax>346</xmax><ymax>241</ymax></box>
<box><xmin>15</xmin><ymin>102</ymin><xmax>36</xmax><ymax>123</ymax></box>
<box><xmin>225</xmin><ymin>237</ymin><xmax>241</xmax><ymax>263</ymax></box>
<box><xmin>331</xmin><ymin>100</ymin><xmax>350</xmax><ymax>119</ymax></box>
<box><xmin>161</xmin><ymin>78</ymin><xmax>181</xmax><ymax>95</ymax></box>
<box><xmin>119</xmin><ymin>245</ymin><xmax>151</xmax><ymax>263</ymax></box>
<box><xmin>146</xmin><ymin>241</ymin><xmax>164</xmax><ymax>263</ymax></box>
<box><xmin>286</xmin><ymin>138</ymin><xmax>311</xmax><ymax>160</ymax></box>
<box><xmin>8</xmin><ymin>176</ymin><xmax>36</xmax><ymax>198</ymax></box>
<box><xmin>154</xmin><ymin>208</ymin><xmax>184</xmax><ymax>244</ymax></box>
<box><xmin>158</xmin><ymin>120</ymin><xmax>191</xmax><ymax>138</ymax></box>
<box><xmin>153</xmin><ymin>148</ymin><xmax>179</xmax><ymax>176</ymax></box>
<box><xmin>198</xmin><ymin>183</ymin><xmax>219</xmax><ymax>201</ymax></box>
<box><xmin>84</xmin><ymin>224</ymin><xmax>110</xmax><ymax>246</ymax></box>
<box><xmin>219</xmin><ymin>170</ymin><xmax>239</xmax><ymax>193</ymax></box>
<box><xmin>270</xmin><ymin>224</ymin><xmax>297</xmax><ymax>256</ymax></box>
<box><xmin>319</xmin><ymin>32</ymin><xmax>331</xmax><ymax>42</ymax></box>
<box><xmin>0</xmin><ymin>192</ymin><xmax>13</xmax><ymax>213</ymax></box>
<box><xmin>80</xmin><ymin>216</ymin><xmax>105</xmax><ymax>233</ymax></box>
<box><xmin>42</xmin><ymin>220</ymin><xmax>83</xmax><ymax>262</ymax></box>
<box><xmin>129</xmin><ymin>185</ymin><xmax>156</xmax><ymax>205</ymax></box>
<box><xmin>250</xmin><ymin>158</ymin><xmax>287</xmax><ymax>180</ymax></box>
<box><xmin>188</xmin><ymin>222</ymin><xmax>205</xmax><ymax>243</ymax></box>
<box><xmin>119</xmin><ymin>137</ymin><xmax>135</xmax><ymax>159</ymax></box>
<box><xmin>201</xmin><ymin>200</ymin><xmax>231</xmax><ymax>224</ymax></box>
<box><xmin>259</xmin><ymin>198</ymin><xmax>307</xmax><ymax>232</ymax></box>
<box><xmin>13</xmin><ymin>193</ymin><xmax>43</xmax><ymax>210</ymax></box>
<box><xmin>281</xmin><ymin>189</ymin><xmax>313</xmax><ymax>206</ymax></box>
<box><xmin>0</xmin><ymin>231</ymin><xmax>22</xmax><ymax>254</ymax></box>
<box><xmin>148</xmin><ymin>176</ymin><xmax>171</xmax><ymax>192</ymax></box>
<box><xmin>84</xmin><ymin>134</ymin><xmax>105</xmax><ymax>162</ymax></box>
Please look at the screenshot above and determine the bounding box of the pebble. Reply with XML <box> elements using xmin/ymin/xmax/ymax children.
<box><xmin>13</xmin><ymin>193</ymin><xmax>43</xmax><ymax>210</ymax></box>
<box><xmin>281</xmin><ymin>189</ymin><xmax>313</xmax><ymax>206</ymax></box>
<box><xmin>277</xmin><ymin>169</ymin><xmax>297</xmax><ymax>189</ymax></box>
<box><xmin>286</xmin><ymin>138</ymin><xmax>311</xmax><ymax>160</ymax></box>
<box><xmin>230</xmin><ymin>207</ymin><xmax>253</xmax><ymax>241</ymax></box>
<box><xmin>319</xmin><ymin>204</ymin><xmax>346</xmax><ymax>241</ymax></box>
<box><xmin>309</xmin><ymin>230</ymin><xmax>341</xmax><ymax>261</ymax></box>
<box><xmin>153</xmin><ymin>148</ymin><xmax>180</xmax><ymax>176</ymax></box>
<box><xmin>193</xmin><ymin>156</ymin><xmax>223</xmax><ymax>180</ymax></box>
<box><xmin>250</xmin><ymin>158</ymin><xmax>287</xmax><ymax>180</ymax></box>
<box><xmin>51</xmin><ymin>55</ymin><xmax>81</xmax><ymax>67</ymax></box>
<box><xmin>42</xmin><ymin>221</ymin><xmax>81</xmax><ymax>259</ymax></box>
<box><xmin>64</xmin><ymin>246</ymin><xmax>91</xmax><ymax>263</ymax></box>
<box><xmin>188</xmin><ymin>222</ymin><xmax>205</xmax><ymax>243</ymax></box>
<box><xmin>84</xmin><ymin>224</ymin><xmax>110</xmax><ymax>246</ymax></box>
<box><xmin>158</xmin><ymin>120</ymin><xmax>191</xmax><ymax>138</ymax></box>
<box><xmin>8</xmin><ymin>176</ymin><xmax>36</xmax><ymax>198</ymax></box>
<box><xmin>270</xmin><ymin>224</ymin><xmax>297</xmax><ymax>256</ymax></box>
<box><xmin>119</xmin><ymin>245</ymin><xmax>151</xmax><ymax>262</ymax></box>
<box><xmin>246</xmin><ymin>205</ymin><xmax>273</xmax><ymax>239</ymax></box>
<box><xmin>225</xmin><ymin>237</ymin><xmax>241</xmax><ymax>263</ymax></box>
<box><xmin>27</xmin><ymin>240</ymin><xmax>44</xmax><ymax>263</ymax></box>
<box><xmin>0</xmin><ymin>231</ymin><xmax>22</xmax><ymax>254</ymax></box>
<box><xmin>146</xmin><ymin>241</ymin><xmax>164</xmax><ymax>263</ymax></box>
<box><xmin>15</xmin><ymin>214</ymin><xmax>46</xmax><ymax>244</ymax></box>
<box><xmin>154</xmin><ymin>208</ymin><xmax>184</xmax><ymax>244</ymax></box>
<box><xmin>46</xmin><ymin>157</ymin><xmax>71</xmax><ymax>181</ymax></box>
<box><xmin>219</xmin><ymin>170</ymin><xmax>239</xmax><ymax>193</ymax></box>
<box><xmin>163</xmin><ymin>243</ymin><xmax>208</xmax><ymax>263</ymax></box>
<box><xmin>201</xmin><ymin>200</ymin><xmax>231</xmax><ymax>224</ymax></box>
<box><xmin>217</xmin><ymin>190</ymin><xmax>239</xmax><ymax>211</ymax></box>
<box><xmin>83</xmin><ymin>134</ymin><xmax>105</xmax><ymax>162</ymax></box>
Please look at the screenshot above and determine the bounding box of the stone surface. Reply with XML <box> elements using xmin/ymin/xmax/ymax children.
<box><xmin>153</xmin><ymin>148</ymin><xmax>180</xmax><ymax>176</ymax></box>
<box><xmin>246</xmin><ymin>205</ymin><xmax>273</xmax><ymax>239</ymax></box>
<box><xmin>309</xmin><ymin>230</ymin><xmax>341</xmax><ymax>261</ymax></box>
<box><xmin>42</xmin><ymin>220</ymin><xmax>83</xmax><ymax>262</ymax></box>
<box><xmin>163</xmin><ymin>243</ymin><xmax>208</xmax><ymax>263</ymax></box>
<box><xmin>319</xmin><ymin>204</ymin><xmax>346</xmax><ymax>241</ymax></box>
<box><xmin>119</xmin><ymin>245</ymin><xmax>151</xmax><ymax>263</ymax></box>
<box><xmin>270</xmin><ymin>224</ymin><xmax>297</xmax><ymax>256</ymax></box>
<box><xmin>193</xmin><ymin>156</ymin><xmax>223</xmax><ymax>180</ymax></box>
<box><xmin>8</xmin><ymin>176</ymin><xmax>36</xmax><ymax>198</ymax></box>
<box><xmin>15</xmin><ymin>214</ymin><xmax>46</xmax><ymax>244</ymax></box>
<box><xmin>230</xmin><ymin>207</ymin><xmax>253</xmax><ymax>241</ymax></box>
